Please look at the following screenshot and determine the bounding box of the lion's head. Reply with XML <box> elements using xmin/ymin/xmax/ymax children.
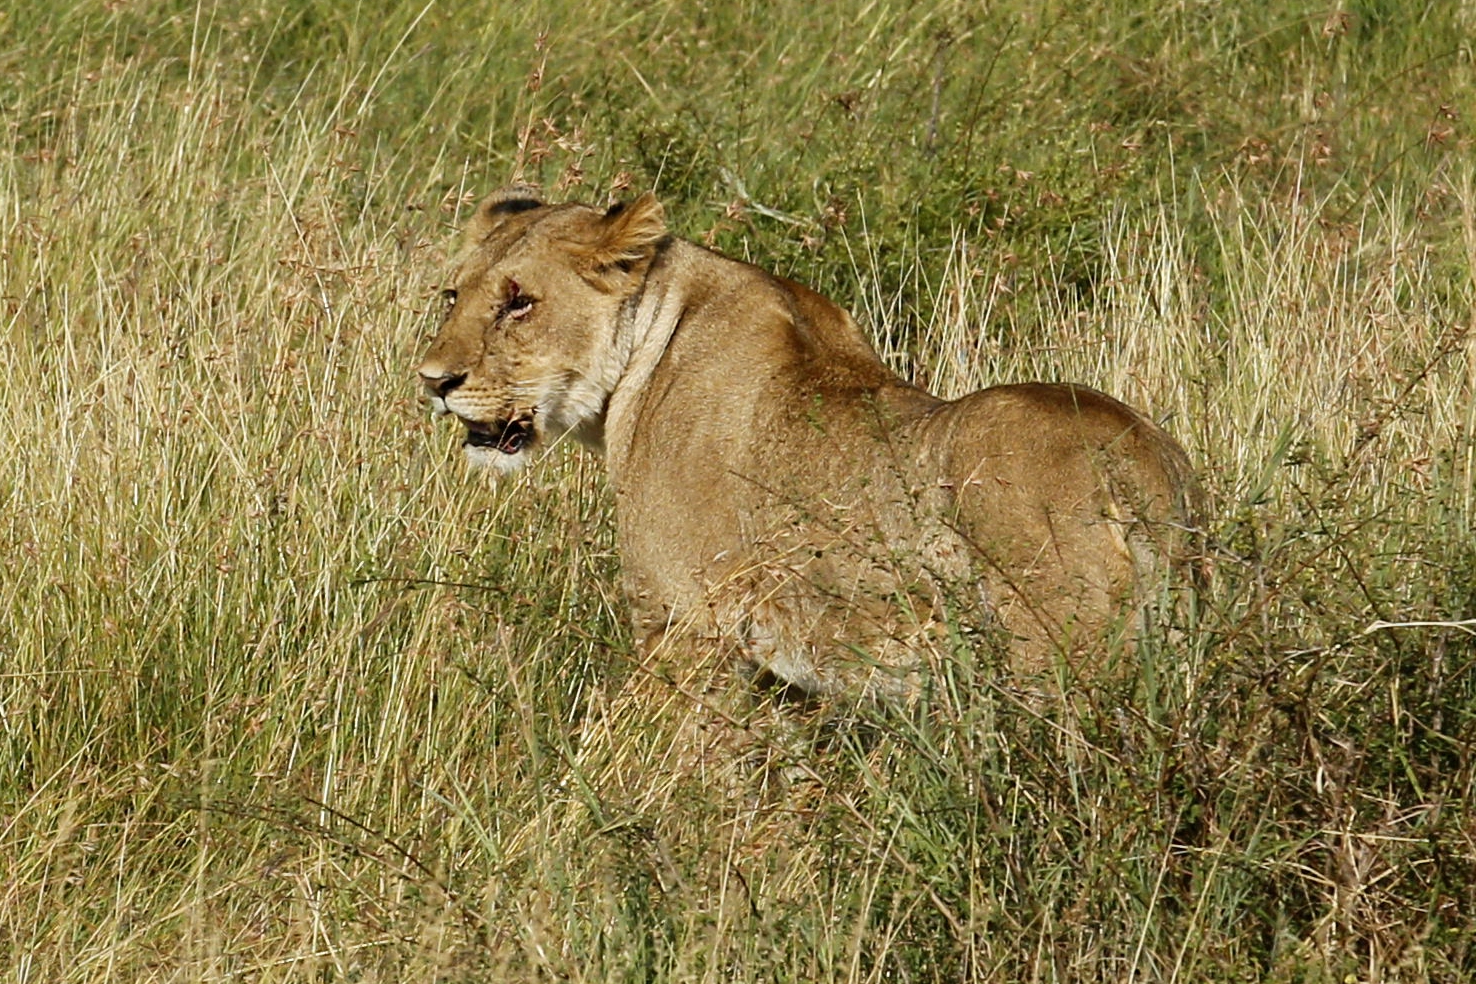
<box><xmin>417</xmin><ymin>186</ymin><xmax>668</xmax><ymax>473</ymax></box>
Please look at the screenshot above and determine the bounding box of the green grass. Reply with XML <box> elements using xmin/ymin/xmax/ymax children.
<box><xmin>2</xmin><ymin>0</ymin><xmax>1474</xmax><ymax>980</ymax></box>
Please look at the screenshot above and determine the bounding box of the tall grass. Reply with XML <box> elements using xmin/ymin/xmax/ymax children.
<box><xmin>2</xmin><ymin>0</ymin><xmax>1473</xmax><ymax>980</ymax></box>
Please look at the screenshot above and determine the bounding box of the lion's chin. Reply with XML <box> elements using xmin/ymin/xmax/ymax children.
<box><xmin>464</xmin><ymin>443</ymin><xmax>531</xmax><ymax>475</ymax></box>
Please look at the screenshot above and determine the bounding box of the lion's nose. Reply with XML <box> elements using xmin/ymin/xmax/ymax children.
<box><xmin>418</xmin><ymin>368</ymin><xmax>467</xmax><ymax>399</ymax></box>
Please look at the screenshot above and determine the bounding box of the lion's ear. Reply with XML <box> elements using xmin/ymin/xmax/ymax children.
<box><xmin>465</xmin><ymin>185</ymin><xmax>545</xmax><ymax>244</ymax></box>
<box><xmin>581</xmin><ymin>192</ymin><xmax>667</xmax><ymax>272</ymax></box>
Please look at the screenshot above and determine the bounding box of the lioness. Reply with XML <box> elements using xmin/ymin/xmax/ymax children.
<box><xmin>419</xmin><ymin>187</ymin><xmax>1200</xmax><ymax>696</ymax></box>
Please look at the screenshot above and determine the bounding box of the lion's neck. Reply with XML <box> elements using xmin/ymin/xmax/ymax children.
<box><xmin>599</xmin><ymin>239</ymin><xmax>917</xmax><ymax>477</ymax></box>
<box><xmin>598</xmin><ymin>241</ymin><xmax>693</xmax><ymax>465</ymax></box>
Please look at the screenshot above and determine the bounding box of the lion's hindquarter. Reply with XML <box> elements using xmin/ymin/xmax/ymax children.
<box><xmin>915</xmin><ymin>382</ymin><xmax>1200</xmax><ymax>669</ymax></box>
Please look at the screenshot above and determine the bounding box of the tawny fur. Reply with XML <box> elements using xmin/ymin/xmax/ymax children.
<box><xmin>418</xmin><ymin>188</ymin><xmax>1202</xmax><ymax>695</ymax></box>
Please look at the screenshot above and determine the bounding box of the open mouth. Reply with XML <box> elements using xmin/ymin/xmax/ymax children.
<box><xmin>465</xmin><ymin>416</ymin><xmax>535</xmax><ymax>455</ymax></box>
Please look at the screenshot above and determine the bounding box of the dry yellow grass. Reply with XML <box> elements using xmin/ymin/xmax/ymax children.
<box><xmin>3</xmin><ymin>1</ymin><xmax>1474</xmax><ymax>980</ymax></box>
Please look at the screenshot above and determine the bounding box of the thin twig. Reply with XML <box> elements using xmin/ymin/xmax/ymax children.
<box><xmin>1363</xmin><ymin>619</ymin><xmax>1476</xmax><ymax>637</ymax></box>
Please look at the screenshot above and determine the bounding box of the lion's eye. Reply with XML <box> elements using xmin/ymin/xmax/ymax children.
<box><xmin>439</xmin><ymin>288</ymin><xmax>458</xmax><ymax>314</ymax></box>
<box><xmin>505</xmin><ymin>293</ymin><xmax>534</xmax><ymax>319</ymax></box>
<box><xmin>502</xmin><ymin>279</ymin><xmax>534</xmax><ymax>320</ymax></box>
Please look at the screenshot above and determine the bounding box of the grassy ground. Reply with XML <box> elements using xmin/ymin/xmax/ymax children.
<box><xmin>2</xmin><ymin>0</ymin><xmax>1474</xmax><ymax>980</ymax></box>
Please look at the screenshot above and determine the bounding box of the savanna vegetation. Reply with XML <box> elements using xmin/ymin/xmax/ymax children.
<box><xmin>2</xmin><ymin>0</ymin><xmax>1473</xmax><ymax>980</ymax></box>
